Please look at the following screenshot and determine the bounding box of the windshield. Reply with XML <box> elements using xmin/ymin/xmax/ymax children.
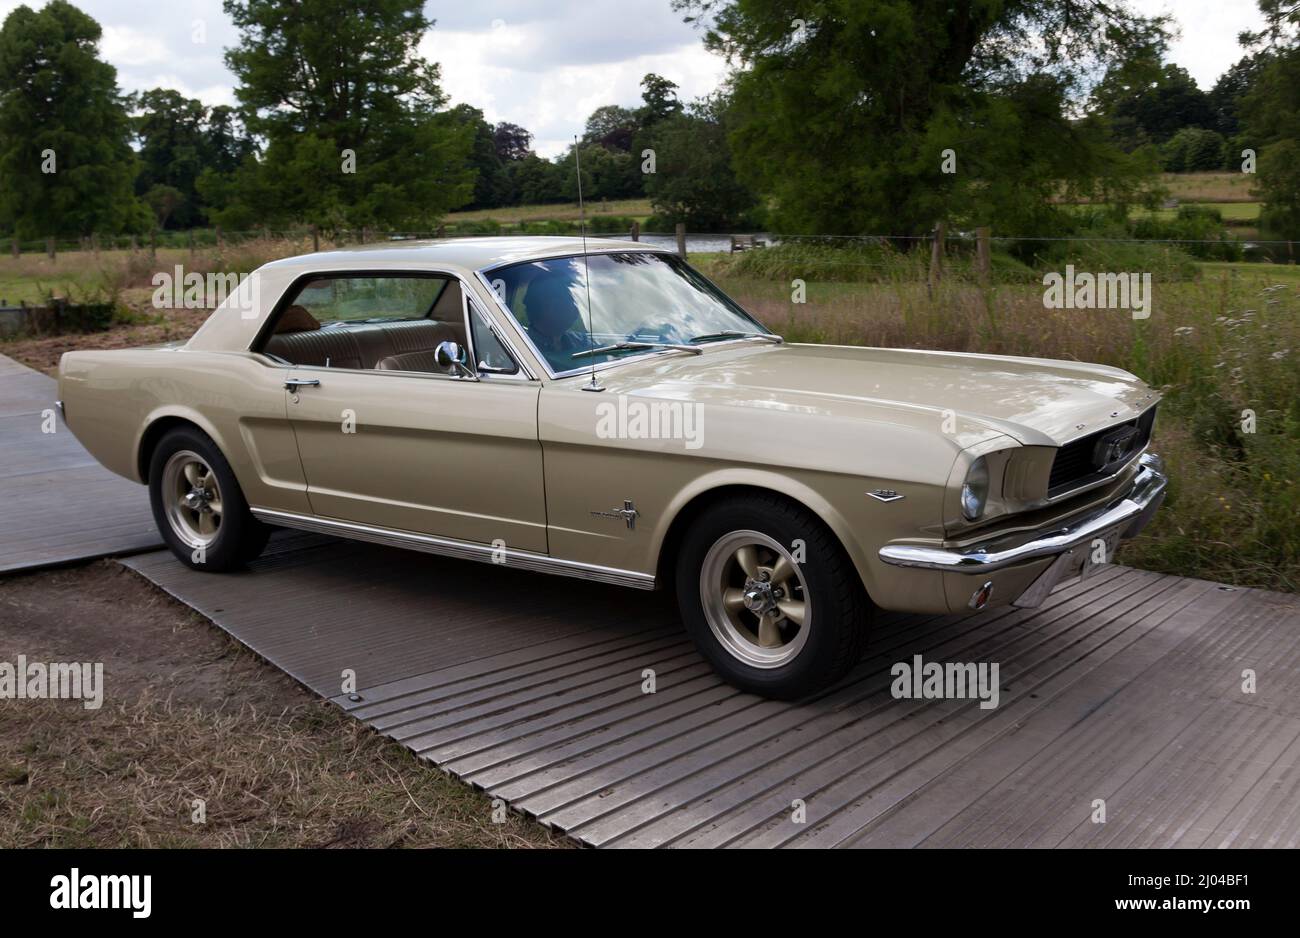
<box><xmin>486</xmin><ymin>251</ymin><xmax>771</xmax><ymax>375</ymax></box>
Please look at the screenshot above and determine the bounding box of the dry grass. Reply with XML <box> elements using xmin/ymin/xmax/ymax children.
<box><xmin>0</xmin><ymin>562</ymin><xmax>566</xmax><ymax>849</ymax></box>
<box><xmin>3</xmin><ymin>694</ymin><xmax>564</xmax><ymax>848</ymax></box>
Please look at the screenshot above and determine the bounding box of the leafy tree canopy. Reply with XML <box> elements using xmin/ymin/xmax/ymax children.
<box><xmin>214</xmin><ymin>0</ymin><xmax>474</xmax><ymax>230</ymax></box>
<box><xmin>0</xmin><ymin>0</ymin><xmax>149</xmax><ymax>238</ymax></box>
<box><xmin>674</xmin><ymin>0</ymin><xmax>1171</xmax><ymax>236</ymax></box>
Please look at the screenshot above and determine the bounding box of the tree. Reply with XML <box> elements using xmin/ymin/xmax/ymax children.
<box><xmin>1209</xmin><ymin>53</ymin><xmax>1272</xmax><ymax>138</ymax></box>
<box><xmin>583</xmin><ymin>105</ymin><xmax>639</xmax><ymax>151</ymax></box>
<box><xmin>1160</xmin><ymin>127</ymin><xmax>1227</xmax><ymax>172</ymax></box>
<box><xmin>492</xmin><ymin>122</ymin><xmax>533</xmax><ymax>162</ymax></box>
<box><xmin>644</xmin><ymin>98</ymin><xmax>757</xmax><ymax>230</ymax></box>
<box><xmin>1240</xmin><ymin>1</ymin><xmax>1300</xmax><ymax>238</ymax></box>
<box><xmin>1094</xmin><ymin>61</ymin><xmax>1214</xmax><ymax>149</ymax></box>
<box><xmin>674</xmin><ymin>0</ymin><xmax>1169</xmax><ymax>236</ymax></box>
<box><xmin>638</xmin><ymin>74</ymin><xmax>683</xmax><ymax>128</ymax></box>
<box><xmin>216</xmin><ymin>0</ymin><xmax>474</xmax><ymax>229</ymax></box>
<box><xmin>0</xmin><ymin>1</ymin><xmax>149</xmax><ymax>238</ymax></box>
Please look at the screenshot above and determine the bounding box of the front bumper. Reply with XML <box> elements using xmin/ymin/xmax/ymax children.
<box><xmin>878</xmin><ymin>453</ymin><xmax>1167</xmax><ymax>605</ymax></box>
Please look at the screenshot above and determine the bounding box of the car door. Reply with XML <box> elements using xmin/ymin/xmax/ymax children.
<box><xmin>276</xmin><ymin>272</ymin><xmax>547</xmax><ymax>553</ymax></box>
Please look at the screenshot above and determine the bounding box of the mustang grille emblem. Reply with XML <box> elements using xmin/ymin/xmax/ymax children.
<box><xmin>591</xmin><ymin>499</ymin><xmax>640</xmax><ymax>530</ymax></box>
<box><xmin>1092</xmin><ymin>425</ymin><xmax>1141</xmax><ymax>473</ymax></box>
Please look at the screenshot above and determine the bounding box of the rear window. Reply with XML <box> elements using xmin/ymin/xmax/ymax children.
<box><xmin>286</xmin><ymin>276</ymin><xmax>448</xmax><ymax>324</ymax></box>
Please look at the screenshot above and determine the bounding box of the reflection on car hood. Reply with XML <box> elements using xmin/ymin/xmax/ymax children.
<box><xmin>593</xmin><ymin>342</ymin><xmax>1159</xmax><ymax>447</ymax></box>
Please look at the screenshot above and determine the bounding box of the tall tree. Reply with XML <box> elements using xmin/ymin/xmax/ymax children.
<box><xmin>644</xmin><ymin>96</ymin><xmax>757</xmax><ymax>230</ymax></box>
<box><xmin>0</xmin><ymin>1</ymin><xmax>149</xmax><ymax>238</ymax></box>
<box><xmin>216</xmin><ymin>0</ymin><xmax>474</xmax><ymax>229</ymax></box>
<box><xmin>1240</xmin><ymin>1</ymin><xmax>1300</xmax><ymax>237</ymax></box>
<box><xmin>674</xmin><ymin>0</ymin><xmax>1169</xmax><ymax>236</ymax></box>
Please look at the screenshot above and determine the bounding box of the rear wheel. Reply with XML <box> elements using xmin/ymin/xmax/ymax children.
<box><xmin>675</xmin><ymin>494</ymin><xmax>869</xmax><ymax>699</ymax></box>
<box><xmin>148</xmin><ymin>427</ymin><xmax>269</xmax><ymax>571</ymax></box>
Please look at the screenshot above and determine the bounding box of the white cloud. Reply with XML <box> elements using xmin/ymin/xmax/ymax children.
<box><xmin>1128</xmin><ymin>0</ymin><xmax>1268</xmax><ymax>88</ymax></box>
<box><xmin>0</xmin><ymin>0</ymin><xmax>1270</xmax><ymax>155</ymax></box>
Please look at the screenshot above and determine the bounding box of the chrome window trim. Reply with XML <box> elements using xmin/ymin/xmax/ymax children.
<box><xmin>472</xmin><ymin>250</ymin><xmax>775</xmax><ymax>381</ymax></box>
<box><xmin>251</xmin><ymin>507</ymin><xmax>655</xmax><ymax>590</ymax></box>
<box><xmin>250</xmin><ymin>267</ymin><xmax>538</xmax><ymax>383</ymax></box>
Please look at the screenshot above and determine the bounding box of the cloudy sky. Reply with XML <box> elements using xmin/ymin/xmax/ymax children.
<box><xmin>0</xmin><ymin>0</ymin><xmax>1269</xmax><ymax>157</ymax></box>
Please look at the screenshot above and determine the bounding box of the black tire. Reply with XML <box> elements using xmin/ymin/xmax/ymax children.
<box><xmin>147</xmin><ymin>426</ymin><xmax>270</xmax><ymax>572</ymax></box>
<box><xmin>675</xmin><ymin>493</ymin><xmax>870</xmax><ymax>699</ymax></box>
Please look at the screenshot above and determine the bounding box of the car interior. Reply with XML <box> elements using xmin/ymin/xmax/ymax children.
<box><xmin>259</xmin><ymin>276</ymin><xmax>471</xmax><ymax>373</ymax></box>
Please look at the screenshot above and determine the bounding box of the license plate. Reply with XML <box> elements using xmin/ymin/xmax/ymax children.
<box><xmin>1076</xmin><ymin>523</ymin><xmax>1124</xmax><ymax>581</ymax></box>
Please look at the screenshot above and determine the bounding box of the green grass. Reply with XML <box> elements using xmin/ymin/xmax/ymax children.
<box><xmin>445</xmin><ymin>198</ymin><xmax>653</xmax><ymax>225</ymax></box>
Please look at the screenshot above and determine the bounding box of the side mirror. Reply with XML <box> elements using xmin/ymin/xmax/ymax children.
<box><xmin>434</xmin><ymin>340</ymin><xmax>475</xmax><ymax>379</ymax></box>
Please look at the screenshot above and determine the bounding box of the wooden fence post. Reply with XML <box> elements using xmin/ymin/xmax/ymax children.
<box><xmin>215</xmin><ymin>225</ymin><xmax>223</xmax><ymax>250</ymax></box>
<box><xmin>976</xmin><ymin>226</ymin><xmax>991</xmax><ymax>286</ymax></box>
<box><xmin>630</xmin><ymin>220</ymin><xmax>640</xmax><ymax>242</ymax></box>
<box><xmin>150</xmin><ymin>230</ymin><xmax>157</xmax><ymax>260</ymax></box>
<box><xmin>675</xmin><ymin>222</ymin><xmax>686</xmax><ymax>258</ymax></box>
<box><xmin>436</xmin><ymin>225</ymin><xmax>446</xmax><ymax>239</ymax></box>
<box><xmin>47</xmin><ymin>238</ymin><xmax>55</xmax><ymax>260</ymax></box>
<box><xmin>311</xmin><ymin>224</ymin><xmax>320</xmax><ymax>252</ymax></box>
<box><xmin>928</xmin><ymin>221</ymin><xmax>946</xmax><ymax>295</ymax></box>
<box><xmin>10</xmin><ymin>237</ymin><xmax>17</xmax><ymax>259</ymax></box>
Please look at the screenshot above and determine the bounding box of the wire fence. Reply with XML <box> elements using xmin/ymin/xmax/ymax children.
<box><xmin>0</xmin><ymin>221</ymin><xmax>1295</xmax><ymax>264</ymax></box>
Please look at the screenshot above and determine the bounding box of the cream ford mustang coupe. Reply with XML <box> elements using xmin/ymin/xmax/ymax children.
<box><xmin>58</xmin><ymin>237</ymin><xmax>1167</xmax><ymax>698</ymax></box>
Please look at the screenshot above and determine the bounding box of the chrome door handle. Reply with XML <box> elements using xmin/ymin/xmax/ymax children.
<box><xmin>284</xmin><ymin>377</ymin><xmax>321</xmax><ymax>390</ymax></box>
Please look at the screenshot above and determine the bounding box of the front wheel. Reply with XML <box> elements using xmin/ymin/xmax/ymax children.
<box><xmin>148</xmin><ymin>426</ymin><xmax>269</xmax><ymax>571</ymax></box>
<box><xmin>675</xmin><ymin>494</ymin><xmax>869</xmax><ymax>699</ymax></box>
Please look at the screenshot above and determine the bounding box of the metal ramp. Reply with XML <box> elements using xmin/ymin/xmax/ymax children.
<box><xmin>0</xmin><ymin>353</ymin><xmax>161</xmax><ymax>573</ymax></box>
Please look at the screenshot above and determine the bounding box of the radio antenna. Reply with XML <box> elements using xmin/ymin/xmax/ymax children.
<box><xmin>574</xmin><ymin>137</ymin><xmax>603</xmax><ymax>392</ymax></box>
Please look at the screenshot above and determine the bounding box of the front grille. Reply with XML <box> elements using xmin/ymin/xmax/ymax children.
<box><xmin>1048</xmin><ymin>405</ymin><xmax>1156</xmax><ymax>497</ymax></box>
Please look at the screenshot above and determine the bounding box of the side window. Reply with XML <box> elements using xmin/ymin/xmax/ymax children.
<box><xmin>259</xmin><ymin>273</ymin><xmax>471</xmax><ymax>375</ymax></box>
<box><xmin>469</xmin><ymin>304</ymin><xmax>519</xmax><ymax>375</ymax></box>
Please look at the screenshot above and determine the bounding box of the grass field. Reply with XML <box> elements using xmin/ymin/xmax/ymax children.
<box><xmin>445</xmin><ymin>198</ymin><xmax>653</xmax><ymax>225</ymax></box>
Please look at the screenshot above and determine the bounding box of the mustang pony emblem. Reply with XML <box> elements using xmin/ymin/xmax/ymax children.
<box><xmin>591</xmin><ymin>499</ymin><xmax>640</xmax><ymax>530</ymax></box>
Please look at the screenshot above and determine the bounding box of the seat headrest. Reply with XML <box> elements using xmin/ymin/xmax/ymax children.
<box><xmin>275</xmin><ymin>305</ymin><xmax>321</xmax><ymax>334</ymax></box>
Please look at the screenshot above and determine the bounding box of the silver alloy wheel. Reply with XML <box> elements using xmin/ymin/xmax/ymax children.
<box><xmin>161</xmin><ymin>449</ymin><xmax>223</xmax><ymax>549</ymax></box>
<box><xmin>699</xmin><ymin>530</ymin><xmax>811</xmax><ymax>668</ymax></box>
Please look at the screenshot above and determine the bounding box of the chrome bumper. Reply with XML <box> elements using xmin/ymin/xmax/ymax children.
<box><xmin>878</xmin><ymin>452</ymin><xmax>1167</xmax><ymax>573</ymax></box>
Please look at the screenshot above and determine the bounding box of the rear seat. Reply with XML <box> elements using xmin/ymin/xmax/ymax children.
<box><xmin>264</xmin><ymin>319</ymin><xmax>467</xmax><ymax>371</ymax></box>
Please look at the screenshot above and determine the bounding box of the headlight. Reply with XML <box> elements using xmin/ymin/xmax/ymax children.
<box><xmin>961</xmin><ymin>456</ymin><xmax>989</xmax><ymax>520</ymax></box>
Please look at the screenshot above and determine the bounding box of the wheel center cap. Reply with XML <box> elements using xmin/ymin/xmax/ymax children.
<box><xmin>184</xmin><ymin>487</ymin><xmax>209</xmax><ymax>510</ymax></box>
<box><xmin>742</xmin><ymin>579</ymin><xmax>777</xmax><ymax>615</ymax></box>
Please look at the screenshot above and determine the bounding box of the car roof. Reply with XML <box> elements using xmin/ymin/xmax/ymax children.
<box><xmin>259</xmin><ymin>236</ymin><xmax>674</xmax><ymax>276</ymax></box>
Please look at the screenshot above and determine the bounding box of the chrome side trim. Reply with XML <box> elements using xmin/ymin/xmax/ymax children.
<box><xmin>250</xmin><ymin>508</ymin><xmax>656</xmax><ymax>590</ymax></box>
<box><xmin>879</xmin><ymin>453</ymin><xmax>1167</xmax><ymax>573</ymax></box>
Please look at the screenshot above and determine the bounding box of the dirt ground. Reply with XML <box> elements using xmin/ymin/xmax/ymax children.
<box><xmin>0</xmin><ymin>561</ymin><xmax>565</xmax><ymax>848</ymax></box>
<box><xmin>0</xmin><ymin>301</ymin><xmax>209</xmax><ymax>376</ymax></box>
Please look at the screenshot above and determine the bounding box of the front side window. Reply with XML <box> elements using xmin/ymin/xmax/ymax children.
<box><xmin>487</xmin><ymin>252</ymin><xmax>770</xmax><ymax>375</ymax></box>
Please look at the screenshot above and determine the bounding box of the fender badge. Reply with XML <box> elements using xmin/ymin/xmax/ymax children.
<box><xmin>592</xmin><ymin>499</ymin><xmax>640</xmax><ymax>530</ymax></box>
<box><xmin>867</xmin><ymin>489</ymin><xmax>905</xmax><ymax>503</ymax></box>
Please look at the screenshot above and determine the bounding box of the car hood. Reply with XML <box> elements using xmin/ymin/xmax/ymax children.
<box><xmin>591</xmin><ymin>342</ymin><xmax>1159</xmax><ymax>447</ymax></box>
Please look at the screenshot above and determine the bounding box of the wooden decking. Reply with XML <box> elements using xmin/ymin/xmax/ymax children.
<box><xmin>124</xmin><ymin>536</ymin><xmax>1300</xmax><ymax>848</ymax></box>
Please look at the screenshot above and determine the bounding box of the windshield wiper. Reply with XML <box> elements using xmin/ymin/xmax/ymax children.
<box><xmin>571</xmin><ymin>341</ymin><xmax>703</xmax><ymax>359</ymax></box>
<box><xmin>688</xmin><ymin>331</ymin><xmax>783</xmax><ymax>345</ymax></box>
